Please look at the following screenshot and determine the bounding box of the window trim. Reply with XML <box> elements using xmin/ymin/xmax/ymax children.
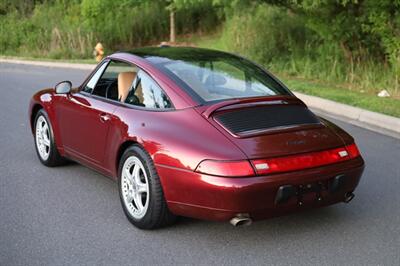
<box><xmin>79</xmin><ymin>59</ymin><xmax>110</xmax><ymax>93</ymax></box>
<box><xmin>82</xmin><ymin>60</ymin><xmax>110</xmax><ymax>94</ymax></box>
<box><xmin>80</xmin><ymin>91</ymin><xmax>176</xmax><ymax>112</ymax></box>
<box><xmin>78</xmin><ymin>58</ymin><xmax>175</xmax><ymax>111</ymax></box>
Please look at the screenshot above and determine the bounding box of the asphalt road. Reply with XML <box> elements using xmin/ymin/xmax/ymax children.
<box><xmin>0</xmin><ymin>63</ymin><xmax>399</xmax><ymax>265</ymax></box>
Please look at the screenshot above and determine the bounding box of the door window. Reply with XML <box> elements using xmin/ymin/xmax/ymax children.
<box><xmin>86</xmin><ymin>60</ymin><xmax>138</xmax><ymax>101</ymax></box>
<box><xmin>81</xmin><ymin>60</ymin><xmax>172</xmax><ymax>109</ymax></box>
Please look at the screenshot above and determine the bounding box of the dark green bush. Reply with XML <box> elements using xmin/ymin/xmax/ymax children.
<box><xmin>0</xmin><ymin>0</ymin><xmax>219</xmax><ymax>58</ymax></box>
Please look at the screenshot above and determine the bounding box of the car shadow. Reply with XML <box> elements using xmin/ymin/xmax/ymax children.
<box><xmin>174</xmin><ymin>204</ymin><xmax>351</xmax><ymax>235</ymax></box>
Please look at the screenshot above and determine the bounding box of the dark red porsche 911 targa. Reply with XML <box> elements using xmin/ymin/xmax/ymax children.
<box><xmin>29</xmin><ymin>47</ymin><xmax>364</xmax><ymax>229</ymax></box>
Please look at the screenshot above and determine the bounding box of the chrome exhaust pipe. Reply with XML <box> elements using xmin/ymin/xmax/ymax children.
<box><xmin>230</xmin><ymin>214</ymin><xmax>252</xmax><ymax>227</ymax></box>
<box><xmin>344</xmin><ymin>192</ymin><xmax>355</xmax><ymax>203</ymax></box>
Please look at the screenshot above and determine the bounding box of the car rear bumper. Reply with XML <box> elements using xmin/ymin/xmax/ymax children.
<box><xmin>157</xmin><ymin>157</ymin><xmax>364</xmax><ymax>221</ymax></box>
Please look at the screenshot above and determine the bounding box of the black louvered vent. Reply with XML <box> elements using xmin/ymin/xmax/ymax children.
<box><xmin>214</xmin><ymin>105</ymin><xmax>320</xmax><ymax>135</ymax></box>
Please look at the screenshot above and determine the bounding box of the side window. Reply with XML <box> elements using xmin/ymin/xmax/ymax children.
<box><xmin>87</xmin><ymin>60</ymin><xmax>138</xmax><ymax>101</ymax></box>
<box><xmin>125</xmin><ymin>70</ymin><xmax>172</xmax><ymax>109</ymax></box>
<box><xmin>82</xmin><ymin>62</ymin><xmax>108</xmax><ymax>93</ymax></box>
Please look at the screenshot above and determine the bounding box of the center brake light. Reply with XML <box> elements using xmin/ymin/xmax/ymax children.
<box><xmin>195</xmin><ymin>143</ymin><xmax>361</xmax><ymax>177</ymax></box>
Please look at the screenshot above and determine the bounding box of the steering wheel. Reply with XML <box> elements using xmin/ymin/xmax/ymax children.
<box><xmin>105</xmin><ymin>79</ymin><xmax>118</xmax><ymax>100</ymax></box>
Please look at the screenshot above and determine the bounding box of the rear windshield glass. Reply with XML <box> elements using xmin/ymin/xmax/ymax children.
<box><xmin>158</xmin><ymin>56</ymin><xmax>290</xmax><ymax>102</ymax></box>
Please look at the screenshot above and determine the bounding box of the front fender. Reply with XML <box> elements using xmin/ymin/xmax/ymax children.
<box><xmin>29</xmin><ymin>88</ymin><xmax>65</xmax><ymax>156</ymax></box>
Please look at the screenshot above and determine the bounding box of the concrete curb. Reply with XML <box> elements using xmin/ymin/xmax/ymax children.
<box><xmin>1</xmin><ymin>58</ymin><xmax>399</xmax><ymax>138</ymax></box>
<box><xmin>0</xmin><ymin>58</ymin><xmax>95</xmax><ymax>70</ymax></box>
<box><xmin>294</xmin><ymin>92</ymin><xmax>400</xmax><ymax>139</ymax></box>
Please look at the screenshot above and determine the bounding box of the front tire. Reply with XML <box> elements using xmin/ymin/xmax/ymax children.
<box><xmin>118</xmin><ymin>145</ymin><xmax>176</xmax><ymax>229</ymax></box>
<box><xmin>34</xmin><ymin>109</ymin><xmax>65</xmax><ymax>166</ymax></box>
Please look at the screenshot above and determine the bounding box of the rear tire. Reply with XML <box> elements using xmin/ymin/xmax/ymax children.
<box><xmin>34</xmin><ymin>109</ymin><xmax>66</xmax><ymax>167</ymax></box>
<box><xmin>118</xmin><ymin>145</ymin><xmax>176</xmax><ymax>229</ymax></box>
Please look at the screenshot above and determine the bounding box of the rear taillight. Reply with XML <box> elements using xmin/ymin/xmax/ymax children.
<box><xmin>196</xmin><ymin>143</ymin><xmax>361</xmax><ymax>177</ymax></box>
<box><xmin>252</xmin><ymin>143</ymin><xmax>361</xmax><ymax>175</ymax></box>
<box><xmin>195</xmin><ymin>160</ymin><xmax>255</xmax><ymax>177</ymax></box>
<box><xmin>345</xmin><ymin>143</ymin><xmax>361</xmax><ymax>158</ymax></box>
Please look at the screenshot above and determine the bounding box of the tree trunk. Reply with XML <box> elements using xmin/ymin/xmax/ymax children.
<box><xmin>170</xmin><ymin>10</ymin><xmax>176</xmax><ymax>43</ymax></box>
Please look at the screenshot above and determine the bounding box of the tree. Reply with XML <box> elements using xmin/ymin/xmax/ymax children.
<box><xmin>166</xmin><ymin>0</ymin><xmax>215</xmax><ymax>43</ymax></box>
<box><xmin>166</xmin><ymin>2</ymin><xmax>176</xmax><ymax>43</ymax></box>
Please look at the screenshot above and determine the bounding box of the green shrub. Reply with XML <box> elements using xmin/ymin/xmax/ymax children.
<box><xmin>222</xmin><ymin>5</ymin><xmax>309</xmax><ymax>64</ymax></box>
<box><xmin>221</xmin><ymin>4</ymin><xmax>400</xmax><ymax>97</ymax></box>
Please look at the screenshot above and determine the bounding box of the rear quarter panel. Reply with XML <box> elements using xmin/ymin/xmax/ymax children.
<box><xmin>106</xmin><ymin>106</ymin><xmax>247</xmax><ymax>178</ymax></box>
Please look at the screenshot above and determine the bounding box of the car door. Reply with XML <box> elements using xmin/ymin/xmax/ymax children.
<box><xmin>55</xmin><ymin>60</ymin><xmax>137</xmax><ymax>166</ymax></box>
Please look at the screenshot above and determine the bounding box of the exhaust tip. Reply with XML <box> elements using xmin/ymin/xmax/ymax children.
<box><xmin>230</xmin><ymin>214</ymin><xmax>252</xmax><ymax>227</ymax></box>
<box><xmin>344</xmin><ymin>192</ymin><xmax>355</xmax><ymax>203</ymax></box>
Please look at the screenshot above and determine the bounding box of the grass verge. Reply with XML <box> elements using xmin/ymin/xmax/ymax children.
<box><xmin>0</xmin><ymin>55</ymin><xmax>96</xmax><ymax>64</ymax></box>
<box><xmin>281</xmin><ymin>77</ymin><xmax>400</xmax><ymax>118</ymax></box>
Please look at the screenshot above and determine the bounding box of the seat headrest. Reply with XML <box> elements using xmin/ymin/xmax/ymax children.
<box><xmin>204</xmin><ymin>73</ymin><xmax>227</xmax><ymax>87</ymax></box>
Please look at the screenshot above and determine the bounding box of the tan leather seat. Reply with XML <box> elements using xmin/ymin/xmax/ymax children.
<box><xmin>118</xmin><ymin>72</ymin><xmax>136</xmax><ymax>102</ymax></box>
<box><xmin>135</xmin><ymin>83</ymin><xmax>145</xmax><ymax>104</ymax></box>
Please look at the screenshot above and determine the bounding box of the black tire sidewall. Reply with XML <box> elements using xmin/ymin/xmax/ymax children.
<box><xmin>34</xmin><ymin>109</ymin><xmax>60</xmax><ymax>166</ymax></box>
<box><xmin>118</xmin><ymin>145</ymin><xmax>167</xmax><ymax>229</ymax></box>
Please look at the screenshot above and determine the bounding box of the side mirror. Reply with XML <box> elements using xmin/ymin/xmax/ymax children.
<box><xmin>55</xmin><ymin>81</ymin><xmax>72</xmax><ymax>94</ymax></box>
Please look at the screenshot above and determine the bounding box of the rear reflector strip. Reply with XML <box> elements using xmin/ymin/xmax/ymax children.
<box><xmin>252</xmin><ymin>143</ymin><xmax>361</xmax><ymax>175</ymax></box>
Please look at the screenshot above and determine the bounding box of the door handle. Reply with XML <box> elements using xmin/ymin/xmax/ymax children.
<box><xmin>99</xmin><ymin>113</ymin><xmax>111</xmax><ymax>122</ymax></box>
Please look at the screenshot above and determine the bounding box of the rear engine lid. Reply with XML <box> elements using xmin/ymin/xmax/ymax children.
<box><xmin>214</xmin><ymin>104</ymin><xmax>321</xmax><ymax>137</ymax></box>
<box><xmin>209</xmin><ymin>102</ymin><xmax>346</xmax><ymax>159</ymax></box>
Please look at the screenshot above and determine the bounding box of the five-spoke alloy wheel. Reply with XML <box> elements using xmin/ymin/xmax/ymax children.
<box><xmin>121</xmin><ymin>156</ymin><xmax>150</xmax><ymax>219</ymax></box>
<box><xmin>35</xmin><ymin>115</ymin><xmax>51</xmax><ymax>161</ymax></box>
